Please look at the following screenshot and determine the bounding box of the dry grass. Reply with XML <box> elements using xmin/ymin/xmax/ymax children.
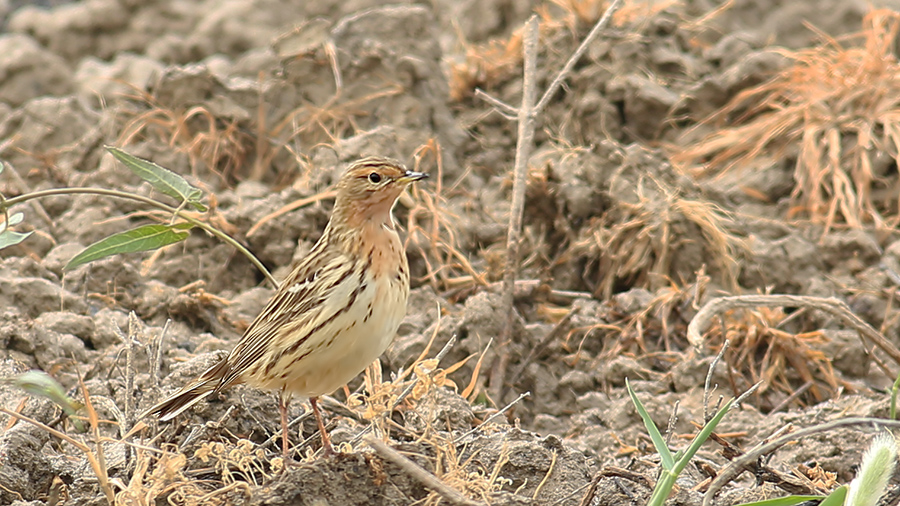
<box><xmin>566</xmin><ymin>173</ymin><xmax>740</xmax><ymax>299</ymax></box>
<box><xmin>448</xmin><ymin>27</ymin><xmax>524</xmax><ymax>102</ymax></box>
<box><xmin>118</xmin><ymin>91</ymin><xmax>254</xmax><ymax>186</ymax></box>
<box><xmin>118</xmin><ymin>74</ymin><xmax>404</xmax><ymax>187</ymax></box>
<box><xmin>448</xmin><ymin>0</ymin><xmax>681</xmax><ymax>101</ymax></box>
<box><xmin>563</xmin><ymin>272</ymin><xmax>708</xmax><ymax>371</ymax></box>
<box><xmin>672</xmin><ymin>9</ymin><xmax>900</xmax><ymax>231</ymax></box>
<box><xmin>707</xmin><ymin>306</ymin><xmax>844</xmax><ymax>410</ymax></box>
<box><xmin>405</xmin><ymin>141</ymin><xmax>487</xmax><ymax>293</ymax></box>
<box><xmin>542</xmin><ymin>0</ymin><xmax>680</xmax><ymax>28</ymax></box>
<box><xmin>423</xmin><ymin>437</ymin><xmax>512</xmax><ymax>505</ymax></box>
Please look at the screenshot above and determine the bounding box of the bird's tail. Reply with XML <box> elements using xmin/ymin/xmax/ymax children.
<box><xmin>141</xmin><ymin>360</ymin><xmax>228</xmax><ymax>421</ymax></box>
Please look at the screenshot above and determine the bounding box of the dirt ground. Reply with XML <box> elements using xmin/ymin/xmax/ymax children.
<box><xmin>3</xmin><ymin>0</ymin><xmax>900</xmax><ymax>505</ymax></box>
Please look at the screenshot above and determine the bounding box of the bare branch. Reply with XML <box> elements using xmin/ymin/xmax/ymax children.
<box><xmin>703</xmin><ymin>340</ymin><xmax>729</xmax><ymax>422</ymax></box>
<box><xmin>535</xmin><ymin>0</ymin><xmax>624</xmax><ymax>113</ymax></box>
<box><xmin>474</xmin><ymin>89</ymin><xmax>519</xmax><ymax>118</ymax></box>
<box><xmin>364</xmin><ymin>436</ymin><xmax>484</xmax><ymax>506</ymax></box>
<box><xmin>491</xmin><ymin>15</ymin><xmax>540</xmax><ymax>401</ymax></box>
<box><xmin>454</xmin><ymin>391</ymin><xmax>530</xmax><ymax>444</ymax></box>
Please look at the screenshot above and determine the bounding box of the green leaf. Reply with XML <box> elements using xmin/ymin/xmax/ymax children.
<box><xmin>7</xmin><ymin>212</ymin><xmax>24</xmax><ymax>226</ymax></box>
<box><xmin>0</xmin><ymin>212</ymin><xmax>32</xmax><ymax>250</ymax></box>
<box><xmin>819</xmin><ymin>486</ymin><xmax>847</xmax><ymax>506</ymax></box>
<box><xmin>0</xmin><ymin>229</ymin><xmax>33</xmax><ymax>249</ymax></box>
<box><xmin>106</xmin><ymin>146</ymin><xmax>207</xmax><ymax>211</ymax></box>
<box><xmin>5</xmin><ymin>370</ymin><xmax>84</xmax><ymax>416</ymax></box>
<box><xmin>65</xmin><ymin>223</ymin><xmax>191</xmax><ymax>270</ymax></box>
<box><xmin>733</xmin><ymin>495</ymin><xmax>824</xmax><ymax>506</ymax></box>
<box><xmin>626</xmin><ymin>378</ymin><xmax>675</xmax><ymax>470</ymax></box>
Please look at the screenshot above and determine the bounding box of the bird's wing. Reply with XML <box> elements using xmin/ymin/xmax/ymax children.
<box><xmin>215</xmin><ymin>245</ymin><xmax>357</xmax><ymax>390</ymax></box>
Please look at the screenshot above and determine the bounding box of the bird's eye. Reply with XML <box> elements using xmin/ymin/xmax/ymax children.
<box><xmin>368</xmin><ymin>172</ymin><xmax>382</xmax><ymax>183</ymax></box>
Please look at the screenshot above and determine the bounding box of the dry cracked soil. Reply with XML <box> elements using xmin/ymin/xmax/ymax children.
<box><xmin>2</xmin><ymin>0</ymin><xmax>900</xmax><ymax>505</ymax></box>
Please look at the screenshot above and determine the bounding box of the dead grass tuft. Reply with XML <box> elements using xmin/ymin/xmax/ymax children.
<box><xmin>425</xmin><ymin>437</ymin><xmax>512</xmax><ymax>505</ymax></box>
<box><xmin>448</xmin><ymin>29</ymin><xmax>524</xmax><ymax>102</ymax></box>
<box><xmin>566</xmin><ymin>173</ymin><xmax>740</xmax><ymax>299</ymax></box>
<box><xmin>672</xmin><ymin>9</ymin><xmax>900</xmax><ymax>231</ymax></box>
<box><xmin>119</xmin><ymin>73</ymin><xmax>405</xmax><ymax>187</ymax></box>
<box><xmin>707</xmin><ymin>306</ymin><xmax>845</xmax><ymax>411</ymax></box>
<box><xmin>564</xmin><ymin>272</ymin><xmax>708</xmax><ymax>369</ymax></box>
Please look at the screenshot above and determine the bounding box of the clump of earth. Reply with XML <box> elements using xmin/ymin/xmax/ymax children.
<box><xmin>1</xmin><ymin>0</ymin><xmax>900</xmax><ymax>505</ymax></box>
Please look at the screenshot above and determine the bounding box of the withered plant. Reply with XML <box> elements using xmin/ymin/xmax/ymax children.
<box><xmin>672</xmin><ymin>9</ymin><xmax>900</xmax><ymax>231</ymax></box>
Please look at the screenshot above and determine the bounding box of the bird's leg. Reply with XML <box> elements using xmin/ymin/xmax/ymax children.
<box><xmin>279</xmin><ymin>388</ymin><xmax>292</xmax><ymax>462</ymax></box>
<box><xmin>309</xmin><ymin>396</ymin><xmax>335</xmax><ymax>456</ymax></box>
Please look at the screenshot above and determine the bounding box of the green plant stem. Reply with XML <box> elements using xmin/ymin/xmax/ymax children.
<box><xmin>648</xmin><ymin>470</ymin><xmax>678</xmax><ymax>506</ymax></box>
<box><xmin>2</xmin><ymin>187</ymin><xmax>277</xmax><ymax>287</ymax></box>
<box><xmin>891</xmin><ymin>369</ymin><xmax>900</xmax><ymax>420</ymax></box>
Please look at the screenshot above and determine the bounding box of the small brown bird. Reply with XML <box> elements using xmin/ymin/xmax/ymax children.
<box><xmin>143</xmin><ymin>156</ymin><xmax>427</xmax><ymax>457</ymax></box>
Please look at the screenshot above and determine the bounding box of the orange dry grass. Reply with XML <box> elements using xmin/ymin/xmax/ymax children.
<box><xmin>405</xmin><ymin>141</ymin><xmax>487</xmax><ymax>292</ymax></box>
<box><xmin>119</xmin><ymin>93</ymin><xmax>253</xmax><ymax>185</ymax></box>
<box><xmin>672</xmin><ymin>9</ymin><xmax>900</xmax><ymax>231</ymax></box>
<box><xmin>709</xmin><ymin>306</ymin><xmax>843</xmax><ymax>410</ymax></box>
<box><xmin>448</xmin><ymin>29</ymin><xmax>523</xmax><ymax>102</ymax></box>
<box><xmin>448</xmin><ymin>0</ymin><xmax>683</xmax><ymax>101</ymax></box>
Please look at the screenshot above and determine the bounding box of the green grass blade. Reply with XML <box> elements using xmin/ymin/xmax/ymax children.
<box><xmin>891</xmin><ymin>370</ymin><xmax>900</xmax><ymax>419</ymax></box>
<box><xmin>733</xmin><ymin>495</ymin><xmax>823</xmax><ymax>506</ymax></box>
<box><xmin>64</xmin><ymin>223</ymin><xmax>191</xmax><ymax>270</ymax></box>
<box><xmin>818</xmin><ymin>486</ymin><xmax>847</xmax><ymax>506</ymax></box>
<box><xmin>672</xmin><ymin>397</ymin><xmax>734</xmax><ymax>475</ymax></box>
<box><xmin>626</xmin><ymin>378</ymin><xmax>675</xmax><ymax>470</ymax></box>
<box><xmin>6</xmin><ymin>370</ymin><xmax>84</xmax><ymax>416</ymax></box>
<box><xmin>107</xmin><ymin>146</ymin><xmax>207</xmax><ymax>211</ymax></box>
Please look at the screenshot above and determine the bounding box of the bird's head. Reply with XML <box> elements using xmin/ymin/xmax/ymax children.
<box><xmin>330</xmin><ymin>156</ymin><xmax>428</xmax><ymax>230</ymax></box>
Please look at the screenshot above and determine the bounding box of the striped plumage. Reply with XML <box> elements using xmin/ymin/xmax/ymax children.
<box><xmin>143</xmin><ymin>156</ymin><xmax>427</xmax><ymax>456</ymax></box>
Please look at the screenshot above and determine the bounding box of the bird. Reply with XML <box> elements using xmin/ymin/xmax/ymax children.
<box><xmin>142</xmin><ymin>156</ymin><xmax>428</xmax><ymax>458</ymax></box>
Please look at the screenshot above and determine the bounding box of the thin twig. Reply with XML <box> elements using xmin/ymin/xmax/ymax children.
<box><xmin>686</xmin><ymin>294</ymin><xmax>900</xmax><ymax>366</ymax></box>
<box><xmin>492</xmin><ymin>15</ymin><xmax>540</xmax><ymax>403</ymax></box>
<box><xmin>474</xmin><ymin>89</ymin><xmax>518</xmax><ymax>118</ymax></box>
<box><xmin>151</xmin><ymin>320</ymin><xmax>170</xmax><ymax>393</ymax></box>
<box><xmin>664</xmin><ymin>400</ymin><xmax>679</xmax><ymax>447</ymax></box>
<box><xmin>364</xmin><ymin>436</ymin><xmax>484</xmax><ymax>506</ymax></box>
<box><xmin>702</xmin><ymin>427</ymin><xmax>817</xmax><ymax>495</ymax></box>
<box><xmin>702</xmin><ymin>417</ymin><xmax>900</xmax><ymax>506</ymax></box>
<box><xmin>732</xmin><ymin>381</ymin><xmax>761</xmax><ymax>408</ymax></box>
<box><xmin>124</xmin><ymin>312</ymin><xmax>140</xmax><ymax>435</ymax></box>
<box><xmin>769</xmin><ymin>380</ymin><xmax>814</xmax><ymax>413</ymax></box>
<box><xmin>454</xmin><ymin>391</ymin><xmax>530</xmax><ymax>444</ymax></box>
<box><xmin>535</xmin><ymin>0</ymin><xmax>624</xmax><ymax>113</ymax></box>
<box><xmin>505</xmin><ymin>309</ymin><xmax>576</xmax><ymax>396</ymax></box>
<box><xmin>485</xmin><ymin>0</ymin><xmax>624</xmax><ymax>401</ymax></box>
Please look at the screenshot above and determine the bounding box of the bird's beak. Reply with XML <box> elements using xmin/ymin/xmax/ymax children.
<box><xmin>396</xmin><ymin>171</ymin><xmax>429</xmax><ymax>184</ymax></box>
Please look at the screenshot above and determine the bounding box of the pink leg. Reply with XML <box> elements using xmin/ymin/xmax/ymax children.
<box><xmin>309</xmin><ymin>396</ymin><xmax>335</xmax><ymax>456</ymax></box>
<box><xmin>279</xmin><ymin>390</ymin><xmax>291</xmax><ymax>461</ymax></box>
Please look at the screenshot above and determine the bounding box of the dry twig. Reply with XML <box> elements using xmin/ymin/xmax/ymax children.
<box><xmin>483</xmin><ymin>0</ymin><xmax>624</xmax><ymax>402</ymax></box>
<box><xmin>702</xmin><ymin>417</ymin><xmax>900</xmax><ymax>506</ymax></box>
<box><xmin>686</xmin><ymin>294</ymin><xmax>900</xmax><ymax>366</ymax></box>
<box><xmin>364</xmin><ymin>436</ymin><xmax>484</xmax><ymax>506</ymax></box>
